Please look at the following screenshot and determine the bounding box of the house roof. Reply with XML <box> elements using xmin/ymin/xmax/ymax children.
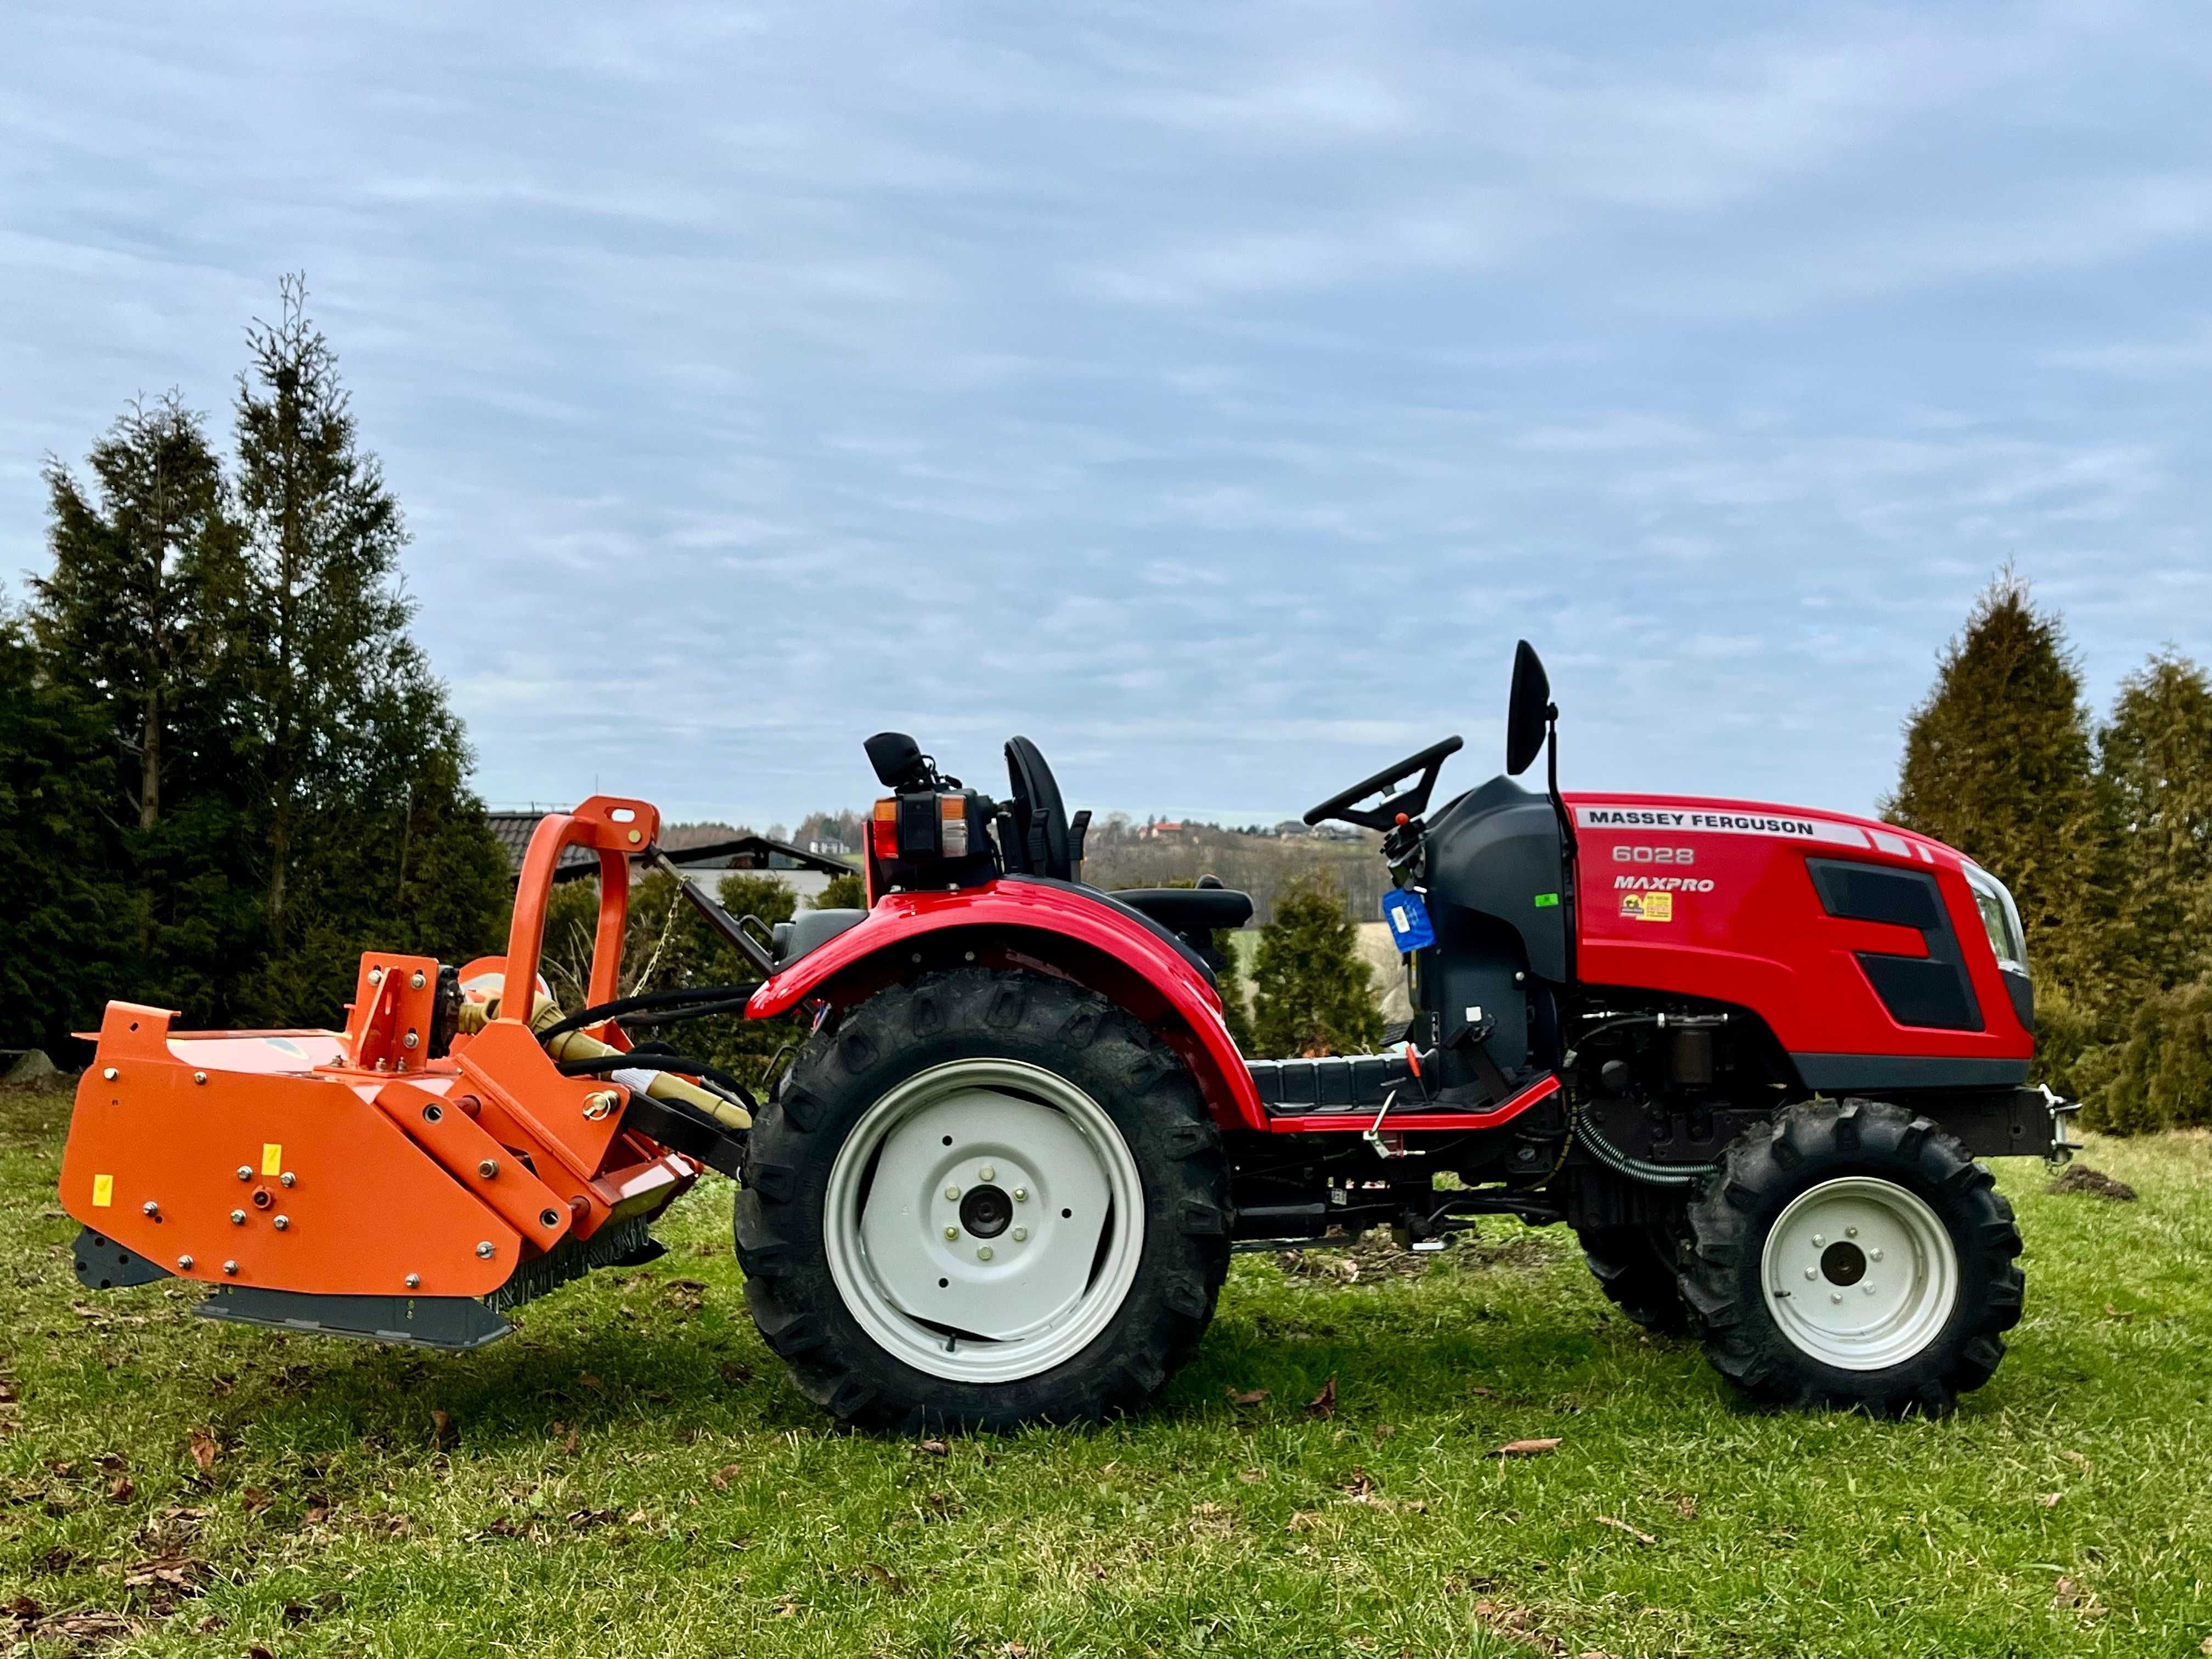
<box><xmin>483</xmin><ymin>812</ymin><xmax>855</xmax><ymax>885</ymax></box>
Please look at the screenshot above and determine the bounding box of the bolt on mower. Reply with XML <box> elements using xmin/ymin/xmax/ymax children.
<box><xmin>59</xmin><ymin>644</ymin><xmax>2078</xmax><ymax>1429</ymax></box>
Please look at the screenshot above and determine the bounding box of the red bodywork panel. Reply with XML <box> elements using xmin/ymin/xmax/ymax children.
<box><xmin>1565</xmin><ymin>792</ymin><xmax>2032</xmax><ymax>1071</ymax></box>
<box><xmin>749</xmin><ymin>881</ymin><xmax>1279</xmax><ymax>1132</ymax></box>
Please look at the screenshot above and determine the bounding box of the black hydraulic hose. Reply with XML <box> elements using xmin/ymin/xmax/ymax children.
<box><xmin>1572</xmin><ymin>1111</ymin><xmax>1718</xmax><ymax>1189</ymax></box>
<box><xmin>554</xmin><ymin>1050</ymin><xmax>760</xmax><ymax>1113</ymax></box>
<box><xmin>619</xmin><ymin>997</ymin><xmax>758</xmax><ymax>1028</ymax></box>
<box><xmin>537</xmin><ymin>983</ymin><xmax>762</xmax><ymax>1041</ymax></box>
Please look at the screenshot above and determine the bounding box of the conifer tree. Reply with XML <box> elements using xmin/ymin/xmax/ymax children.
<box><xmin>2098</xmin><ymin>652</ymin><xmax>2212</xmax><ymax>993</ymax></box>
<box><xmin>1250</xmin><ymin>870</ymin><xmax>1383</xmax><ymax>1058</ymax></box>
<box><xmin>228</xmin><ymin>278</ymin><xmax>507</xmax><ymax>1020</ymax></box>
<box><xmin>1882</xmin><ymin>574</ymin><xmax>2117</xmax><ymax>1014</ymax></box>
<box><xmin>32</xmin><ymin>393</ymin><xmax>239</xmax><ymax>833</ymax></box>
<box><xmin>0</xmin><ymin>605</ymin><xmax>134</xmax><ymax>1051</ymax></box>
<box><xmin>32</xmin><ymin>395</ymin><xmax>262</xmax><ymax>1018</ymax></box>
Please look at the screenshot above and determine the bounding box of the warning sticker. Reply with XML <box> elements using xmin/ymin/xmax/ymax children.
<box><xmin>1620</xmin><ymin>891</ymin><xmax>1675</xmax><ymax>922</ymax></box>
<box><xmin>92</xmin><ymin>1173</ymin><xmax>114</xmax><ymax>1207</ymax></box>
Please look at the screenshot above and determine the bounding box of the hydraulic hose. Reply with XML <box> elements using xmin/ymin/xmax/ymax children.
<box><xmin>1572</xmin><ymin>1111</ymin><xmax>1719</xmax><ymax>1190</ymax></box>
<box><xmin>535</xmin><ymin>983</ymin><xmax>762</xmax><ymax>1041</ymax></box>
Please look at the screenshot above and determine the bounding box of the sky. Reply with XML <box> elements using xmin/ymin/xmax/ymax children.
<box><xmin>5</xmin><ymin>1</ymin><xmax>2209</xmax><ymax>831</ymax></box>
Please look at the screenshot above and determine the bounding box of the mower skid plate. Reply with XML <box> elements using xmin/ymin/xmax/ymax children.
<box><xmin>198</xmin><ymin>1286</ymin><xmax>515</xmax><ymax>1350</ymax></box>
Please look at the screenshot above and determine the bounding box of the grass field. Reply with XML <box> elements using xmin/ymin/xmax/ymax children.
<box><xmin>3</xmin><ymin>1078</ymin><xmax>2209</xmax><ymax>1658</ymax></box>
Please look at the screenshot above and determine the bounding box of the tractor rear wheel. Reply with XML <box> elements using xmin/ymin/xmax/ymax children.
<box><xmin>1577</xmin><ymin>1223</ymin><xmax>1691</xmax><ymax>1335</ymax></box>
<box><xmin>735</xmin><ymin>966</ymin><xmax>1231</xmax><ymax>1432</ymax></box>
<box><xmin>1681</xmin><ymin>1097</ymin><xmax>2023</xmax><ymax>1416</ymax></box>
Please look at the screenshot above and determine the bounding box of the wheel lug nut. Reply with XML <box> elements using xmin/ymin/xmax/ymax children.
<box><xmin>230</xmin><ymin>1210</ymin><xmax>246</xmax><ymax>1225</ymax></box>
<box><xmin>945</xmin><ymin>1185</ymin><xmax>961</xmax><ymax>1201</ymax></box>
<box><xmin>1012</xmin><ymin>1226</ymin><xmax>1028</xmax><ymax>1242</ymax></box>
<box><xmin>944</xmin><ymin>1226</ymin><xmax>960</xmax><ymax>1240</ymax></box>
<box><xmin>1812</xmin><ymin>1234</ymin><xmax>1825</xmax><ymax>1247</ymax></box>
<box><xmin>1845</xmin><ymin>1226</ymin><xmax>1859</xmax><ymax>1238</ymax></box>
<box><xmin>1862</xmin><ymin>1283</ymin><xmax>1876</xmax><ymax>1296</ymax></box>
<box><xmin>977</xmin><ymin>1246</ymin><xmax>994</xmax><ymax>1261</ymax></box>
<box><xmin>978</xmin><ymin>1165</ymin><xmax>996</xmax><ymax>1183</ymax></box>
<box><xmin>1830</xmin><ymin>1291</ymin><xmax>1843</xmax><ymax>1304</ymax></box>
<box><xmin>1869</xmin><ymin>1248</ymin><xmax>1883</xmax><ymax>1262</ymax></box>
<box><xmin>1803</xmin><ymin>1267</ymin><xmax>1818</xmax><ymax>1281</ymax></box>
<box><xmin>1012</xmin><ymin>1188</ymin><xmax>1027</xmax><ymax>1203</ymax></box>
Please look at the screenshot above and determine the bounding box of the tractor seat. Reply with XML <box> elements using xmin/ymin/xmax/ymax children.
<box><xmin>1113</xmin><ymin>885</ymin><xmax>1254</xmax><ymax>936</ymax></box>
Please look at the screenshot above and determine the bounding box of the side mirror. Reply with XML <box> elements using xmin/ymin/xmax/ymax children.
<box><xmin>1505</xmin><ymin>641</ymin><xmax>1552</xmax><ymax>777</ymax></box>
<box><xmin>864</xmin><ymin>731</ymin><xmax>930</xmax><ymax>791</ymax></box>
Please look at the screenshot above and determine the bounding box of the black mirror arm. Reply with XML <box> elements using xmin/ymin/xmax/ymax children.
<box><xmin>1303</xmin><ymin>735</ymin><xmax>1464</xmax><ymax>831</ymax></box>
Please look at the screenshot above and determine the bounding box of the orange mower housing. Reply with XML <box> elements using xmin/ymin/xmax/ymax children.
<box><xmin>57</xmin><ymin>797</ymin><xmax>707</xmax><ymax>1347</ymax></box>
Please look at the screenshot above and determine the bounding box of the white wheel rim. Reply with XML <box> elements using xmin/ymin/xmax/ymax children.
<box><xmin>1760</xmin><ymin>1176</ymin><xmax>1959</xmax><ymax>1371</ymax></box>
<box><xmin>822</xmin><ymin>1057</ymin><xmax>1146</xmax><ymax>1385</ymax></box>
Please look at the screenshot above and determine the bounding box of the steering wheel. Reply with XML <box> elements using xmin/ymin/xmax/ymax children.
<box><xmin>1003</xmin><ymin>736</ymin><xmax>1072</xmax><ymax>879</ymax></box>
<box><xmin>1303</xmin><ymin>735</ymin><xmax>1464</xmax><ymax>831</ymax></box>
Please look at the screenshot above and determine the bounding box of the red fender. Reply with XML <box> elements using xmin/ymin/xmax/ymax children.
<box><xmin>746</xmin><ymin>881</ymin><xmax>1268</xmax><ymax>1132</ymax></box>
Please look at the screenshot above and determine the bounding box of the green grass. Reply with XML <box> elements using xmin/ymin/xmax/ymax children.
<box><xmin>4</xmin><ymin>1079</ymin><xmax>2209</xmax><ymax>1658</ymax></box>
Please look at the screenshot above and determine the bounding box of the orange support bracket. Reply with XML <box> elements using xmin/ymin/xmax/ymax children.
<box><xmin>503</xmin><ymin>796</ymin><xmax>661</xmax><ymax>1017</ymax></box>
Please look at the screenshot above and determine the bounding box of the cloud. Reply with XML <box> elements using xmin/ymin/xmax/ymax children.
<box><xmin>3</xmin><ymin>0</ymin><xmax>2209</xmax><ymax>827</ymax></box>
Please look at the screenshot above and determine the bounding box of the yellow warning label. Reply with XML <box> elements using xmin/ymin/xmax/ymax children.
<box><xmin>261</xmin><ymin>1143</ymin><xmax>283</xmax><ymax>1177</ymax></box>
<box><xmin>1620</xmin><ymin>891</ymin><xmax>1675</xmax><ymax>922</ymax></box>
<box><xmin>92</xmin><ymin>1173</ymin><xmax>114</xmax><ymax>1207</ymax></box>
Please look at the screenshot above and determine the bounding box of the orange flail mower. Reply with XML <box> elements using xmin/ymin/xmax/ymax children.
<box><xmin>58</xmin><ymin>796</ymin><xmax>733</xmax><ymax>1348</ymax></box>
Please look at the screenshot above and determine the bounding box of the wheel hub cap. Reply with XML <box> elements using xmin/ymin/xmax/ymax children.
<box><xmin>1759</xmin><ymin>1176</ymin><xmax>1960</xmax><ymax>1371</ymax></box>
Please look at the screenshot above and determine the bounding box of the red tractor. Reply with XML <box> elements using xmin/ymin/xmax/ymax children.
<box><xmin>57</xmin><ymin>644</ymin><xmax>2074</xmax><ymax>1430</ymax></box>
<box><xmin>727</xmin><ymin>644</ymin><xmax>2070</xmax><ymax>1427</ymax></box>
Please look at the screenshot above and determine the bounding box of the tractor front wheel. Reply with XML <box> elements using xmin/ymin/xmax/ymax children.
<box><xmin>1578</xmin><ymin>1223</ymin><xmax>1691</xmax><ymax>1335</ymax></box>
<box><xmin>1681</xmin><ymin>1098</ymin><xmax>2023</xmax><ymax>1416</ymax></box>
<box><xmin>735</xmin><ymin>966</ymin><xmax>1231</xmax><ymax>1432</ymax></box>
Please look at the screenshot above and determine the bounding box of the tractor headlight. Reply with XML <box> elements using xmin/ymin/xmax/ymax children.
<box><xmin>1962</xmin><ymin>863</ymin><xmax>2028</xmax><ymax>977</ymax></box>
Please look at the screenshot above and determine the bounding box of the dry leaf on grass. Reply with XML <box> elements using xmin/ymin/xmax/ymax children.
<box><xmin>188</xmin><ymin>1428</ymin><xmax>218</xmax><ymax>1475</ymax></box>
<box><xmin>1188</xmin><ymin>1501</ymin><xmax>1236</xmax><ymax>1538</ymax></box>
<box><xmin>919</xmin><ymin>1438</ymin><xmax>950</xmax><ymax>1456</ymax></box>
<box><xmin>121</xmin><ymin>1554</ymin><xmax>209</xmax><ymax>1593</ymax></box>
<box><xmin>1224</xmin><ymin>1386</ymin><xmax>1268</xmax><ymax>1406</ymax></box>
<box><xmin>1492</xmin><ymin>1438</ymin><xmax>1562</xmax><ymax>1458</ymax></box>
<box><xmin>239</xmin><ymin>1486</ymin><xmax>272</xmax><ymax>1514</ymax></box>
<box><xmin>1237</xmin><ymin>1468</ymin><xmax>1266</xmax><ymax>1484</ymax></box>
<box><xmin>430</xmin><ymin>1408</ymin><xmax>454</xmax><ymax>1444</ymax></box>
<box><xmin>711</xmin><ymin>1464</ymin><xmax>741</xmax><ymax>1492</ymax></box>
<box><xmin>2051</xmin><ymin>1576</ymin><xmax>2106</xmax><ymax>1618</ymax></box>
<box><xmin>860</xmin><ymin>1562</ymin><xmax>907</xmax><ymax>1595</ymax></box>
<box><xmin>2038</xmin><ymin>1492</ymin><xmax>2063</xmax><ymax>1508</ymax></box>
<box><xmin>1306</xmin><ymin>1378</ymin><xmax>1337</xmax><ymax>1419</ymax></box>
<box><xmin>1595</xmin><ymin>1515</ymin><xmax>1656</xmax><ymax>1545</ymax></box>
<box><xmin>106</xmin><ymin>1476</ymin><xmax>134</xmax><ymax>1503</ymax></box>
